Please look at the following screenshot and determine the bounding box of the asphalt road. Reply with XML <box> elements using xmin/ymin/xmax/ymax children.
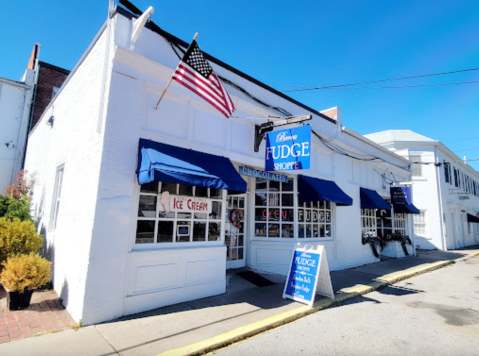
<box><xmin>212</xmin><ymin>256</ymin><xmax>479</xmax><ymax>356</ymax></box>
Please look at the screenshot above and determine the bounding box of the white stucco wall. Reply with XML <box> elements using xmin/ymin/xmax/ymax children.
<box><xmin>0</xmin><ymin>73</ymin><xmax>34</xmax><ymax>192</ymax></box>
<box><xmin>24</xmin><ymin>27</ymin><xmax>110</xmax><ymax>323</ymax></box>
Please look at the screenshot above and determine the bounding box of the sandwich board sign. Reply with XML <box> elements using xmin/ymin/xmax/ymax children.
<box><xmin>283</xmin><ymin>244</ymin><xmax>334</xmax><ymax>307</ymax></box>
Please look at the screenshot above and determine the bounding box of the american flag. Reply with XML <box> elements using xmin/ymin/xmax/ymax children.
<box><xmin>172</xmin><ymin>40</ymin><xmax>235</xmax><ymax>118</ymax></box>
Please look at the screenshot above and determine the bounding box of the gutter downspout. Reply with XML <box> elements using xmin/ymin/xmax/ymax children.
<box><xmin>435</xmin><ymin>145</ymin><xmax>447</xmax><ymax>251</ymax></box>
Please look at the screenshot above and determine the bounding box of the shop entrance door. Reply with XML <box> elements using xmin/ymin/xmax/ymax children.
<box><xmin>225</xmin><ymin>194</ymin><xmax>247</xmax><ymax>269</ymax></box>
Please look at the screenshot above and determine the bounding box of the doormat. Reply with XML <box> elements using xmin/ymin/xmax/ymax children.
<box><xmin>236</xmin><ymin>271</ymin><xmax>276</xmax><ymax>287</ymax></box>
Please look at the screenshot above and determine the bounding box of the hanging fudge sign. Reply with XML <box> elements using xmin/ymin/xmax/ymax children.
<box><xmin>390</xmin><ymin>186</ymin><xmax>411</xmax><ymax>205</ymax></box>
<box><xmin>158</xmin><ymin>192</ymin><xmax>212</xmax><ymax>214</ymax></box>
<box><xmin>265</xmin><ymin>125</ymin><xmax>311</xmax><ymax>171</ymax></box>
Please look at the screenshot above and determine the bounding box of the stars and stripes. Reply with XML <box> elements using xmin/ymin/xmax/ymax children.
<box><xmin>172</xmin><ymin>40</ymin><xmax>235</xmax><ymax>118</ymax></box>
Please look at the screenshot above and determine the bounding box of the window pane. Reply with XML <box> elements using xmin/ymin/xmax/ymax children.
<box><xmin>319</xmin><ymin>201</ymin><xmax>325</xmax><ymax>209</ymax></box>
<box><xmin>268</xmin><ymin>193</ymin><xmax>280</xmax><ymax>206</ymax></box>
<box><xmin>210</xmin><ymin>201</ymin><xmax>222</xmax><ymax>220</ymax></box>
<box><xmin>282</xmin><ymin>209</ymin><xmax>294</xmax><ymax>222</ymax></box>
<box><xmin>298</xmin><ymin>224</ymin><xmax>305</xmax><ymax>238</ymax></box>
<box><xmin>210</xmin><ymin>188</ymin><xmax>222</xmax><ymax>199</ymax></box>
<box><xmin>268</xmin><ymin>223</ymin><xmax>280</xmax><ymax>237</ymax></box>
<box><xmin>319</xmin><ymin>224</ymin><xmax>325</xmax><ymax>237</ymax></box>
<box><xmin>255</xmin><ymin>179</ymin><xmax>267</xmax><ymax>191</ymax></box>
<box><xmin>305</xmin><ymin>210</ymin><xmax>312</xmax><ymax>223</ymax></box>
<box><xmin>208</xmin><ymin>222</ymin><xmax>221</xmax><ymax>241</ymax></box>
<box><xmin>161</xmin><ymin>182</ymin><xmax>176</xmax><ymax>194</ymax></box>
<box><xmin>281</xmin><ymin>224</ymin><xmax>294</xmax><ymax>238</ymax></box>
<box><xmin>176</xmin><ymin>221</ymin><xmax>191</xmax><ymax>242</ymax></box>
<box><xmin>157</xmin><ymin>221</ymin><xmax>174</xmax><ymax>243</ymax></box>
<box><xmin>193</xmin><ymin>222</ymin><xmax>206</xmax><ymax>241</ymax></box>
<box><xmin>255</xmin><ymin>223</ymin><xmax>267</xmax><ymax>236</ymax></box>
<box><xmin>298</xmin><ymin>209</ymin><xmax>305</xmax><ymax>222</ymax></box>
<box><xmin>325</xmin><ymin>224</ymin><xmax>332</xmax><ymax>237</ymax></box>
<box><xmin>136</xmin><ymin>221</ymin><xmax>155</xmax><ymax>243</ymax></box>
<box><xmin>313</xmin><ymin>224</ymin><xmax>319</xmax><ymax>238</ymax></box>
<box><xmin>313</xmin><ymin>210</ymin><xmax>321</xmax><ymax>223</ymax></box>
<box><xmin>140</xmin><ymin>181</ymin><xmax>158</xmax><ymax>193</ymax></box>
<box><xmin>255</xmin><ymin>193</ymin><xmax>267</xmax><ymax>206</ymax></box>
<box><xmin>325</xmin><ymin>201</ymin><xmax>331</xmax><ymax>210</ymax></box>
<box><xmin>159</xmin><ymin>211</ymin><xmax>175</xmax><ymax>219</ymax></box>
<box><xmin>325</xmin><ymin>211</ymin><xmax>331</xmax><ymax>223</ymax></box>
<box><xmin>282</xmin><ymin>194</ymin><xmax>294</xmax><ymax>207</ymax></box>
<box><xmin>269</xmin><ymin>180</ymin><xmax>280</xmax><ymax>192</ymax></box>
<box><xmin>195</xmin><ymin>186</ymin><xmax>208</xmax><ymax>197</ymax></box>
<box><xmin>194</xmin><ymin>212</ymin><xmax>208</xmax><ymax>219</ymax></box>
<box><xmin>179</xmin><ymin>184</ymin><xmax>193</xmax><ymax>196</ymax></box>
<box><xmin>238</xmin><ymin>248</ymin><xmax>244</xmax><ymax>260</ymax></box>
<box><xmin>255</xmin><ymin>208</ymin><xmax>267</xmax><ymax>221</ymax></box>
<box><xmin>282</xmin><ymin>178</ymin><xmax>294</xmax><ymax>192</ymax></box>
<box><xmin>305</xmin><ymin>224</ymin><xmax>312</xmax><ymax>238</ymax></box>
<box><xmin>268</xmin><ymin>208</ymin><xmax>282</xmax><ymax>222</ymax></box>
<box><xmin>138</xmin><ymin>195</ymin><xmax>157</xmax><ymax>217</ymax></box>
<box><xmin>231</xmin><ymin>248</ymin><xmax>238</xmax><ymax>260</ymax></box>
<box><xmin>239</xmin><ymin>198</ymin><xmax>244</xmax><ymax>208</ymax></box>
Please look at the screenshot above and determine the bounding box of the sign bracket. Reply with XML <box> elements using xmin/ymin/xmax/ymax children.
<box><xmin>254</xmin><ymin>114</ymin><xmax>312</xmax><ymax>152</ymax></box>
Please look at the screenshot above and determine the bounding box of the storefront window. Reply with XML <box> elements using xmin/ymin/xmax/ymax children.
<box><xmin>376</xmin><ymin>209</ymin><xmax>392</xmax><ymax>238</ymax></box>
<box><xmin>298</xmin><ymin>201</ymin><xmax>333</xmax><ymax>239</ymax></box>
<box><xmin>136</xmin><ymin>181</ymin><xmax>223</xmax><ymax>244</ymax></box>
<box><xmin>254</xmin><ymin>178</ymin><xmax>295</xmax><ymax>238</ymax></box>
<box><xmin>361</xmin><ymin>209</ymin><xmax>377</xmax><ymax>237</ymax></box>
<box><xmin>394</xmin><ymin>213</ymin><xmax>406</xmax><ymax>235</ymax></box>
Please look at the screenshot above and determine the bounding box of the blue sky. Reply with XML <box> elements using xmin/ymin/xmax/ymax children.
<box><xmin>1</xmin><ymin>0</ymin><xmax>478</xmax><ymax>169</ymax></box>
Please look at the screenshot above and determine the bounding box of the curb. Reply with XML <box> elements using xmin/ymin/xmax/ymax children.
<box><xmin>158</xmin><ymin>254</ymin><xmax>478</xmax><ymax>356</ymax></box>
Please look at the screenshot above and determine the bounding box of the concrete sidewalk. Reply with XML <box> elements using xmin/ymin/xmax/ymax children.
<box><xmin>1</xmin><ymin>247</ymin><xmax>478</xmax><ymax>356</ymax></box>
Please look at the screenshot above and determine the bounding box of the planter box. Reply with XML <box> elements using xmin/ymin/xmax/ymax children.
<box><xmin>6</xmin><ymin>289</ymin><xmax>34</xmax><ymax>310</ymax></box>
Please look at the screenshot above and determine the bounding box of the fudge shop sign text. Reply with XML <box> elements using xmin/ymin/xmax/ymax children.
<box><xmin>265</xmin><ymin>125</ymin><xmax>311</xmax><ymax>171</ymax></box>
<box><xmin>283</xmin><ymin>245</ymin><xmax>334</xmax><ymax>306</ymax></box>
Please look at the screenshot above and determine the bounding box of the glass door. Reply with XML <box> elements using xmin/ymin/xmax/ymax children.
<box><xmin>225</xmin><ymin>194</ymin><xmax>247</xmax><ymax>269</ymax></box>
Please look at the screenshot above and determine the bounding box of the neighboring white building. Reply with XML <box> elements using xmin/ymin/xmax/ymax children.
<box><xmin>365</xmin><ymin>130</ymin><xmax>479</xmax><ymax>251</ymax></box>
<box><xmin>0</xmin><ymin>69</ymin><xmax>35</xmax><ymax>192</ymax></box>
<box><xmin>24</xmin><ymin>3</ymin><xmax>415</xmax><ymax>325</ymax></box>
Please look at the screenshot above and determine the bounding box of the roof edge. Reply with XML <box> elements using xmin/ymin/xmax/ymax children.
<box><xmin>39</xmin><ymin>61</ymin><xmax>71</xmax><ymax>75</ymax></box>
<box><xmin>115</xmin><ymin>3</ymin><xmax>335</xmax><ymax>124</ymax></box>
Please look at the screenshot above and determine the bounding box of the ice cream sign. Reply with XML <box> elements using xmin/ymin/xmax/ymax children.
<box><xmin>159</xmin><ymin>192</ymin><xmax>212</xmax><ymax>214</ymax></box>
<box><xmin>265</xmin><ymin>125</ymin><xmax>311</xmax><ymax>172</ymax></box>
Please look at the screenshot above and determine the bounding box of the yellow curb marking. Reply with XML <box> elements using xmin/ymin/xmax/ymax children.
<box><xmin>158</xmin><ymin>254</ymin><xmax>478</xmax><ymax>356</ymax></box>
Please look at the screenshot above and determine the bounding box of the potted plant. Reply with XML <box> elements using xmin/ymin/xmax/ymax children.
<box><xmin>1</xmin><ymin>253</ymin><xmax>51</xmax><ymax>310</ymax></box>
<box><xmin>0</xmin><ymin>217</ymin><xmax>43</xmax><ymax>269</ymax></box>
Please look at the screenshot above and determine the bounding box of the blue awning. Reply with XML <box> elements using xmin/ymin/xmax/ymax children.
<box><xmin>393</xmin><ymin>204</ymin><xmax>420</xmax><ymax>214</ymax></box>
<box><xmin>467</xmin><ymin>214</ymin><xmax>479</xmax><ymax>223</ymax></box>
<box><xmin>360</xmin><ymin>188</ymin><xmax>391</xmax><ymax>210</ymax></box>
<box><xmin>137</xmin><ymin>139</ymin><xmax>247</xmax><ymax>193</ymax></box>
<box><xmin>298</xmin><ymin>175</ymin><xmax>353</xmax><ymax>206</ymax></box>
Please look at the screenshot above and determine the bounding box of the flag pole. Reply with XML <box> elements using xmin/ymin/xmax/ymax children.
<box><xmin>155</xmin><ymin>33</ymin><xmax>199</xmax><ymax>110</ymax></box>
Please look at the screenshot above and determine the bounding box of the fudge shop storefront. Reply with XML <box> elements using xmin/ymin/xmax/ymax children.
<box><xmin>128</xmin><ymin>138</ymin><xmax>352</xmax><ymax>315</ymax></box>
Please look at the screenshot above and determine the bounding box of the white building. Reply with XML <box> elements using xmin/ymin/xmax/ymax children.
<box><xmin>365</xmin><ymin>130</ymin><xmax>479</xmax><ymax>250</ymax></box>
<box><xmin>0</xmin><ymin>68</ymin><xmax>35</xmax><ymax>192</ymax></box>
<box><xmin>24</xmin><ymin>2</ymin><xmax>416</xmax><ymax>325</ymax></box>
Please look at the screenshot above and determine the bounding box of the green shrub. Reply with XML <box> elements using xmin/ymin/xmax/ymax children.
<box><xmin>0</xmin><ymin>218</ymin><xmax>43</xmax><ymax>268</ymax></box>
<box><xmin>1</xmin><ymin>253</ymin><xmax>51</xmax><ymax>292</ymax></box>
<box><xmin>0</xmin><ymin>195</ymin><xmax>32</xmax><ymax>221</ymax></box>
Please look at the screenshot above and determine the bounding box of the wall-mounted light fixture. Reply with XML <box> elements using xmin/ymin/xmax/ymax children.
<box><xmin>47</xmin><ymin>116</ymin><xmax>54</xmax><ymax>126</ymax></box>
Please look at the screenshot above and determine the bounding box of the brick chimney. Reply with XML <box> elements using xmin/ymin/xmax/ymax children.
<box><xmin>320</xmin><ymin>107</ymin><xmax>341</xmax><ymax>128</ymax></box>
